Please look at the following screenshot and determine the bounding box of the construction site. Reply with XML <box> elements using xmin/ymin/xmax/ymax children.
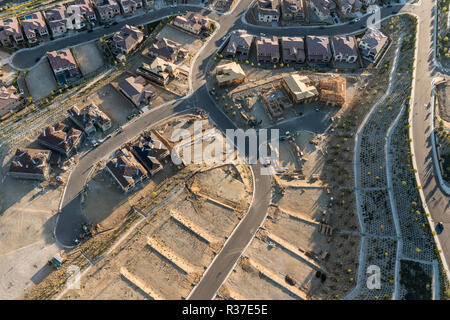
<box><xmin>208</xmin><ymin>61</ymin><xmax>356</xmax><ymax>129</ymax></box>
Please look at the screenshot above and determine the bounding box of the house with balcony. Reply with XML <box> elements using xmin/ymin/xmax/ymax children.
<box><xmin>118</xmin><ymin>0</ymin><xmax>143</xmax><ymax>15</ymax></box>
<box><xmin>306</xmin><ymin>35</ymin><xmax>332</xmax><ymax>63</ymax></box>
<box><xmin>257</xmin><ymin>0</ymin><xmax>280</xmax><ymax>23</ymax></box>
<box><xmin>66</xmin><ymin>0</ymin><xmax>97</xmax><ymax>29</ymax></box>
<box><xmin>112</xmin><ymin>24</ymin><xmax>144</xmax><ymax>55</ymax></box>
<box><xmin>21</xmin><ymin>12</ymin><xmax>49</xmax><ymax>44</ymax></box>
<box><xmin>44</xmin><ymin>4</ymin><xmax>69</xmax><ymax>38</ymax></box>
<box><xmin>0</xmin><ymin>18</ymin><xmax>24</xmax><ymax>47</ymax></box>
<box><xmin>94</xmin><ymin>0</ymin><xmax>120</xmax><ymax>22</ymax></box>
<box><xmin>359</xmin><ymin>27</ymin><xmax>388</xmax><ymax>61</ymax></box>
<box><xmin>137</xmin><ymin>57</ymin><xmax>183</xmax><ymax>86</ymax></box>
<box><xmin>173</xmin><ymin>12</ymin><xmax>210</xmax><ymax>35</ymax></box>
<box><xmin>131</xmin><ymin>131</ymin><xmax>171</xmax><ymax>176</ymax></box>
<box><xmin>224</xmin><ymin>29</ymin><xmax>254</xmax><ymax>57</ymax></box>
<box><xmin>147</xmin><ymin>37</ymin><xmax>187</xmax><ymax>62</ymax></box>
<box><xmin>281</xmin><ymin>36</ymin><xmax>305</xmax><ymax>63</ymax></box>
<box><xmin>281</xmin><ymin>0</ymin><xmax>305</xmax><ymax>23</ymax></box>
<box><xmin>337</xmin><ymin>0</ymin><xmax>362</xmax><ymax>16</ymax></box>
<box><xmin>309</xmin><ymin>0</ymin><xmax>335</xmax><ymax>22</ymax></box>
<box><xmin>47</xmin><ymin>48</ymin><xmax>81</xmax><ymax>84</ymax></box>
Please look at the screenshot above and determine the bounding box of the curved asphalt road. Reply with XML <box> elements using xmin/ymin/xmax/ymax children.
<box><xmin>11</xmin><ymin>0</ymin><xmax>447</xmax><ymax>299</ymax></box>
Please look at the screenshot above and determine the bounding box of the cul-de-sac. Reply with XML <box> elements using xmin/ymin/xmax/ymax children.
<box><xmin>0</xmin><ymin>0</ymin><xmax>448</xmax><ymax>301</ymax></box>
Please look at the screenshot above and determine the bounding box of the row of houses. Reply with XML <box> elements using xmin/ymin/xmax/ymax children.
<box><xmin>224</xmin><ymin>28</ymin><xmax>388</xmax><ymax>64</ymax></box>
<box><xmin>257</xmin><ymin>0</ymin><xmax>379</xmax><ymax>24</ymax></box>
<box><xmin>0</xmin><ymin>0</ymin><xmax>152</xmax><ymax>47</ymax></box>
<box><xmin>258</xmin><ymin>0</ymin><xmax>306</xmax><ymax>23</ymax></box>
<box><xmin>0</xmin><ymin>0</ymin><xmax>96</xmax><ymax>47</ymax></box>
<box><xmin>310</xmin><ymin>0</ymin><xmax>377</xmax><ymax>21</ymax></box>
<box><xmin>93</xmin><ymin>0</ymin><xmax>153</xmax><ymax>22</ymax></box>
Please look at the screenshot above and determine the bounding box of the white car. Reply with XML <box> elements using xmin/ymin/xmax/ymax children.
<box><xmin>354</xmin><ymin>18</ymin><xmax>360</xmax><ymax>22</ymax></box>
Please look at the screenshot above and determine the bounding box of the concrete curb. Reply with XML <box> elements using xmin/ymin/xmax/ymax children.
<box><xmin>385</xmin><ymin>104</ymin><xmax>406</xmax><ymax>300</ymax></box>
<box><xmin>430</xmin><ymin>81</ymin><xmax>450</xmax><ymax>195</ymax></box>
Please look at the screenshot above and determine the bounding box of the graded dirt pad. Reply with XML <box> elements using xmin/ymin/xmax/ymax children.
<box><xmin>87</xmin><ymin>83</ymin><xmax>135</xmax><ymax>126</ymax></box>
<box><xmin>277</xmin><ymin>187</ymin><xmax>329</xmax><ymax>222</ymax></box>
<box><xmin>25</xmin><ymin>58</ymin><xmax>57</xmax><ymax>100</ymax></box>
<box><xmin>293</xmin><ymin>131</ymin><xmax>327</xmax><ymax>178</ymax></box>
<box><xmin>265</xmin><ymin>209</ymin><xmax>329</xmax><ymax>254</ymax></box>
<box><xmin>169</xmin><ymin>193</ymin><xmax>240</xmax><ymax>240</ymax></box>
<box><xmin>71</xmin><ymin>42</ymin><xmax>105</xmax><ymax>76</ymax></box>
<box><xmin>225</xmin><ymin>257</ymin><xmax>297</xmax><ymax>300</ymax></box>
<box><xmin>190</xmin><ymin>165</ymin><xmax>251</xmax><ymax>210</ymax></box>
<box><xmin>0</xmin><ymin>176</ymin><xmax>61</xmax><ymax>256</ymax></box>
<box><xmin>278</xmin><ymin>140</ymin><xmax>300</xmax><ymax>171</ymax></box>
<box><xmin>247</xmin><ymin>237</ymin><xmax>318</xmax><ymax>295</ymax></box>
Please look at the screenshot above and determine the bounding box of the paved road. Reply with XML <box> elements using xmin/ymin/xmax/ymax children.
<box><xmin>407</xmin><ymin>1</ymin><xmax>450</xmax><ymax>264</ymax></box>
<box><xmin>33</xmin><ymin>0</ymin><xmax>448</xmax><ymax>299</ymax></box>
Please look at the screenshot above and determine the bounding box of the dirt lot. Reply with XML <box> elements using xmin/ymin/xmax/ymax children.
<box><xmin>277</xmin><ymin>187</ymin><xmax>329</xmax><ymax>221</ymax></box>
<box><xmin>157</xmin><ymin>24</ymin><xmax>203</xmax><ymax>68</ymax></box>
<box><xmin>87</xmin><ymin>83</ymin><xmax>135</xmax><ymax>126</ymax></box>
<box><xmin>220</xmin><ymin>201</ymin><xmax>361</xmax><ymax>299</ymax></box>
<box><xmin>72</xmin><ymin>41</ymin><xmax>105</xmax><ymax>76</ymax></box>
<box><xmin>25</xmin><ymin>58</ymin><xmax>57</xmax><ymax>100</ymax></box>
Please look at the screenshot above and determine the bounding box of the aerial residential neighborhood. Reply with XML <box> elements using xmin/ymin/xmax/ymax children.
<box><xmin>0</xmin><ymin>0</ymin><xmax>448</xmax><ymax>308</ymax></box>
